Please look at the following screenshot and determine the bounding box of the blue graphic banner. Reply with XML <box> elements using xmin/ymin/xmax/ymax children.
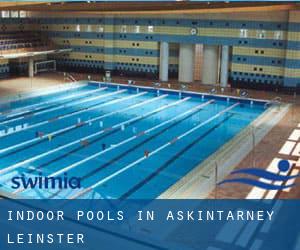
<box><xmin>0</xmin><ymin>199</ymin><xmax>299</xmax><ymax>250</ymax></box>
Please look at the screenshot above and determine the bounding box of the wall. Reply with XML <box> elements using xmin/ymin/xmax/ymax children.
<box><xmin>1</xmin><ymin>10</ymin><xmax>299</xmax><ymax>91</ymax></box>
<box><xmin>284</xmin><ymin>10</ymin><xmax>300</xmax><ymax>89</ymax></box>
<box><xmin>0</xmin><ymin>59</ymin><xmax>9</xmax><ymax>79</ymax></box>
<box><xmin>0</xmin><ymin>16</ymin><xmax>40</xmax><ymax>77</ymax></box>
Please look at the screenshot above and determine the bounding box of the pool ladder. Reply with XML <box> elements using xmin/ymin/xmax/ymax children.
<box><xmin>179</xmin><ymin>84</ymin><xmax>188</xmax><ymax>99</ymax></box>
<box><xmin>64</xmin><ymin>72</ymin><xmax>77</xmax><ymax>83</ymax></box>
<box><xmin>153</xmin><ymin>82</ymin><xmax>161</xmax><ymax>96</ymax></box>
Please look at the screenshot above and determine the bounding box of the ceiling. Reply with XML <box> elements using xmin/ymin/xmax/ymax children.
<box><xmin>0</xmin><ymin>1</ymin><xmax>298</xmax><ymax>14</ymax></box>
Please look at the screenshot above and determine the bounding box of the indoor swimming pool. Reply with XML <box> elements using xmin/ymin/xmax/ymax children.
<box><xmin>0</xmin><ymin>82</ymin><xmax>268</xmax><ymax>199</ymax></box>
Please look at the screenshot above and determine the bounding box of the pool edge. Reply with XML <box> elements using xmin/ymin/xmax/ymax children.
<box><xmin>158</xmin><ymin>103</ymin><xmax>290</xmax><ymax>199</ymax></box>
<box><xmin>88</xmin><ymin>80</ymin><xmax>272</xmax><ymax>105</ymax></box>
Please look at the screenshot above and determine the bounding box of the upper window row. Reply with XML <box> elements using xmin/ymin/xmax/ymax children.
<box><xmin>239</xmin><ymin>29</ymin><xmax>283</xmax><ymax>40</ymax></box>
<box><xmin>120</xmin><ymin>25</ymin><xmax>154</xmax><ymax>34</ymax></box>
<box><xmin>1</xmin><ymin>11</ymin><xmax>27</xmax><ymax>18</ymax></box>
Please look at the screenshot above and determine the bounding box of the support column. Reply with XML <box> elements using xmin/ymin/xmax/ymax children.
<box><xmin>29</xmin><ymin>58</ymin><xmax>34</xmax><ymax>78</ymax></box>
<box><xmin>178</xmin><ymin>43</ymin><xmax>195</xmax><ymax>83</ymax></box>
<box><xmin>194</xmin><ymin>44</ymin><xmax>203</xmax><ymax>81</ymax></box>
<box><xmin>103</xmin><ymin>17</ymin><xmax>114</xmax><ymax>71</ymax></box>
<box><xmin>220</xmin><ymin>45</ymin><xmax>230</xmax><ymax>87</ymax></box>
<box><xmin>159</xmin><ymin>41</ymin><xmax>169</xmax><ymax>82</ymax></box>
<box><xmin>202</xmin><ymin>45</ymin><xmax>219</xmax><ymax>85</ymax></box>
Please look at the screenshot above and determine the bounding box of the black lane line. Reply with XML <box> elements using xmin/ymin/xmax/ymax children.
<box><xmin>36</xmin><ymin>129</ymin><xmax>117</xmax><ymax>170</ymax></box>
<box><xmin>120</xmin><ymin>114</ymin><xmax>233</xmax><ymax>199</ymax></box>
<box><xmin>79</xmin><ymin>108</ymin><xmax>205</xmax><ymax>182</ymax></box>
<box><xmin>48</xmin><ymin>108</ymin><xmax>202</xmax><ymax>199</ymax></box>
<box><xmin>0</xmin><ymin>88</ymin><xmax>103</xmax><ymax>123</ymax></box>
<box><xmin>24</xmin><ymin>100</ymin><xmax>188</xmax><ymax>173</ymax></box>
<box><xmin>0</xmin><ymin>98</ymin><xmax>117</xmax><ymax>158</ymax></box>
<box><xmin>0</xmin><ymin>92</ymin><xmax>117</xmax><ymax>139</ymax></box>
<box><xmin>0</xmin><ymin>104</ymin><xmax>58</xmax><ymax>123</ymax></box>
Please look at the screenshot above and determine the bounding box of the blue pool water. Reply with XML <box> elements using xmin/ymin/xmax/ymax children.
<box><xmin>0</xmin><ymin>82</ymin><xmax>267</xmax><ymax>199</ymax></box>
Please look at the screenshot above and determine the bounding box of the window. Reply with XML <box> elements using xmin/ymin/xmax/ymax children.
<box><xmin>120</xmin><ymin>25</ymin><xmax>127</xmax><ymax>33</ymax></box>
<box><xmin>274</xmin><ymin>31</ymin><xmax>283</xmax><ymax>40</ymax></box>
<box><xmin>76</xmin><ymin>24</ymin><xmax>81</xmax><ymax>32</ymax></box>
<box><xmin>240</xmin><ymin>29</ymin><xmax>248</xmax><ymax>38</ymax></box>
<box><xmin>19</xmin><ymin>11</ymin><xmax>26</xmax><ymax>18</ymax></box>
<box><xmin>86</xmin><ymin>25</ymin><xmax>92</xmax><ymax>32</ymax></box>
<box><xmin>97</xmin><ymin>26</ymin><xmax>104</xmax><ymax>33</ymax></box>
<box><xmin>1</xmin><ymin>11</ymin><xmax>10</xmax><ymax>18</ymax></box>
<box><xmin>134</xmin><ymin>25</ymin><xmax>140</xmax><ymax>33</ymax></box>
<box><xmin>148</xmin><ymin>25</ymin><xmax>154</xmax><ymax>33</ymax></box>
<box><xmin>10</xmin><ymin>11</ymin><xmax>19</xmax><ymax>18</ymax></box>
<box><xmin>256</xmin><ymin>30</ymin><xmax>266</xmax><ymax>39</ymax></box>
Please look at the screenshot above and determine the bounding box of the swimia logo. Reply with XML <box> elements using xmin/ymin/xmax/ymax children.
<box><xmin>218</xmin><ymin>160</ymin><xmax>300</xmax><ymax>190</ymax></box>
<box><xmin>11</xmin><ymin>173</ymin><xmax>81</xmax><ymax>189</ymax></box>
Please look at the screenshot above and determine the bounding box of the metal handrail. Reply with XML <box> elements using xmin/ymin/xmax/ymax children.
<box><xmin>152</xmin><ymin>82</ymin><xmax>161</xmax><ymax>89</ymax></box>
<box><xmin>180</xmin><ymin>84</ymin><xmax>187</xmax><ymax>92</ymax></box>
<box><xmin>64</xmin><ymin>72</ymin><xmax>77</xmax><ymax>83</ymax></box>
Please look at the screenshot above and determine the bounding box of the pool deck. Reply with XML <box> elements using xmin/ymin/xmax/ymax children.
<box><xmin>0</xmin><ymin>72</ymin><xmax>299</xmax><ymax>199</ymax></box>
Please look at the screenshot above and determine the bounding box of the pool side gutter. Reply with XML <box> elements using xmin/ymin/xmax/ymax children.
<box><xmin>89</xmin><ymin>80</ymin><xmax>271</xmax><ymax>105</ymax></box>
<box><xmin>158</xmin><ymin>103</ymin><xmax>290</xmax><ymax>199</ymax></box>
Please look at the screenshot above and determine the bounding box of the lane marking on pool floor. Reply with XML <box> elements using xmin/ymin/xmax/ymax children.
<box><xmin>0</xmin><ymin>84</ymin><xmax>84</xmax><ymax>118</ymax></box>
<box><xmin>69</xmin><ymin>102</ymin><xmax>239</xmax><ymax>199</ymax></box>
<box><xmin>0</xmin><ymin>87</ymin><xmax>109</xmax><ymax>126</ymax></box>
<box><xmin>1</xmin><ymin>93</ymin><xmax>176</xmax><ymax>176</ymax></box>
<box><xmin>0</xmin><ymin>91</ymin><xmax>153</xmax><ymax>156</ymax></box>
<box><xmin>0</xmin><ymin>91</ymin><xmax>150</xmax><ymax>157</ymax></box>
<box><xmin>45</xmin><ymin>99</ymin><xmax>215</xmax><ymax>179</ymax></box>
<box><xmin>13</xmin><ymin>96</ymin><xmax>195</xmax><ymax>194</ymax></box>
<box><xmin>0</xmin><ymin>89</ymin><xmax>127</xmax><ymax>139</ymax></box>
<box><xmin>13</xmin><ymin>97</ymin><xmax>209</xmax><ymax>196</ymax></box>
<box><xmin>1</xmin><ymin>86</ymin><xmax>106</xmax><ymax>121</ymax></box>
<box><xmin>120</xmin><ymin>111</ymin><xmax>233</xmax><ymax>199</ymax></box>
<box><xmin>0</xmin><ymin>84</ymin><xmax>91</xmax><ymax>118</ymax></box>
<box><xmin>0</xmin><ymin>83</ymin><xmax>84</xmax><ymax>116</ymax></box>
